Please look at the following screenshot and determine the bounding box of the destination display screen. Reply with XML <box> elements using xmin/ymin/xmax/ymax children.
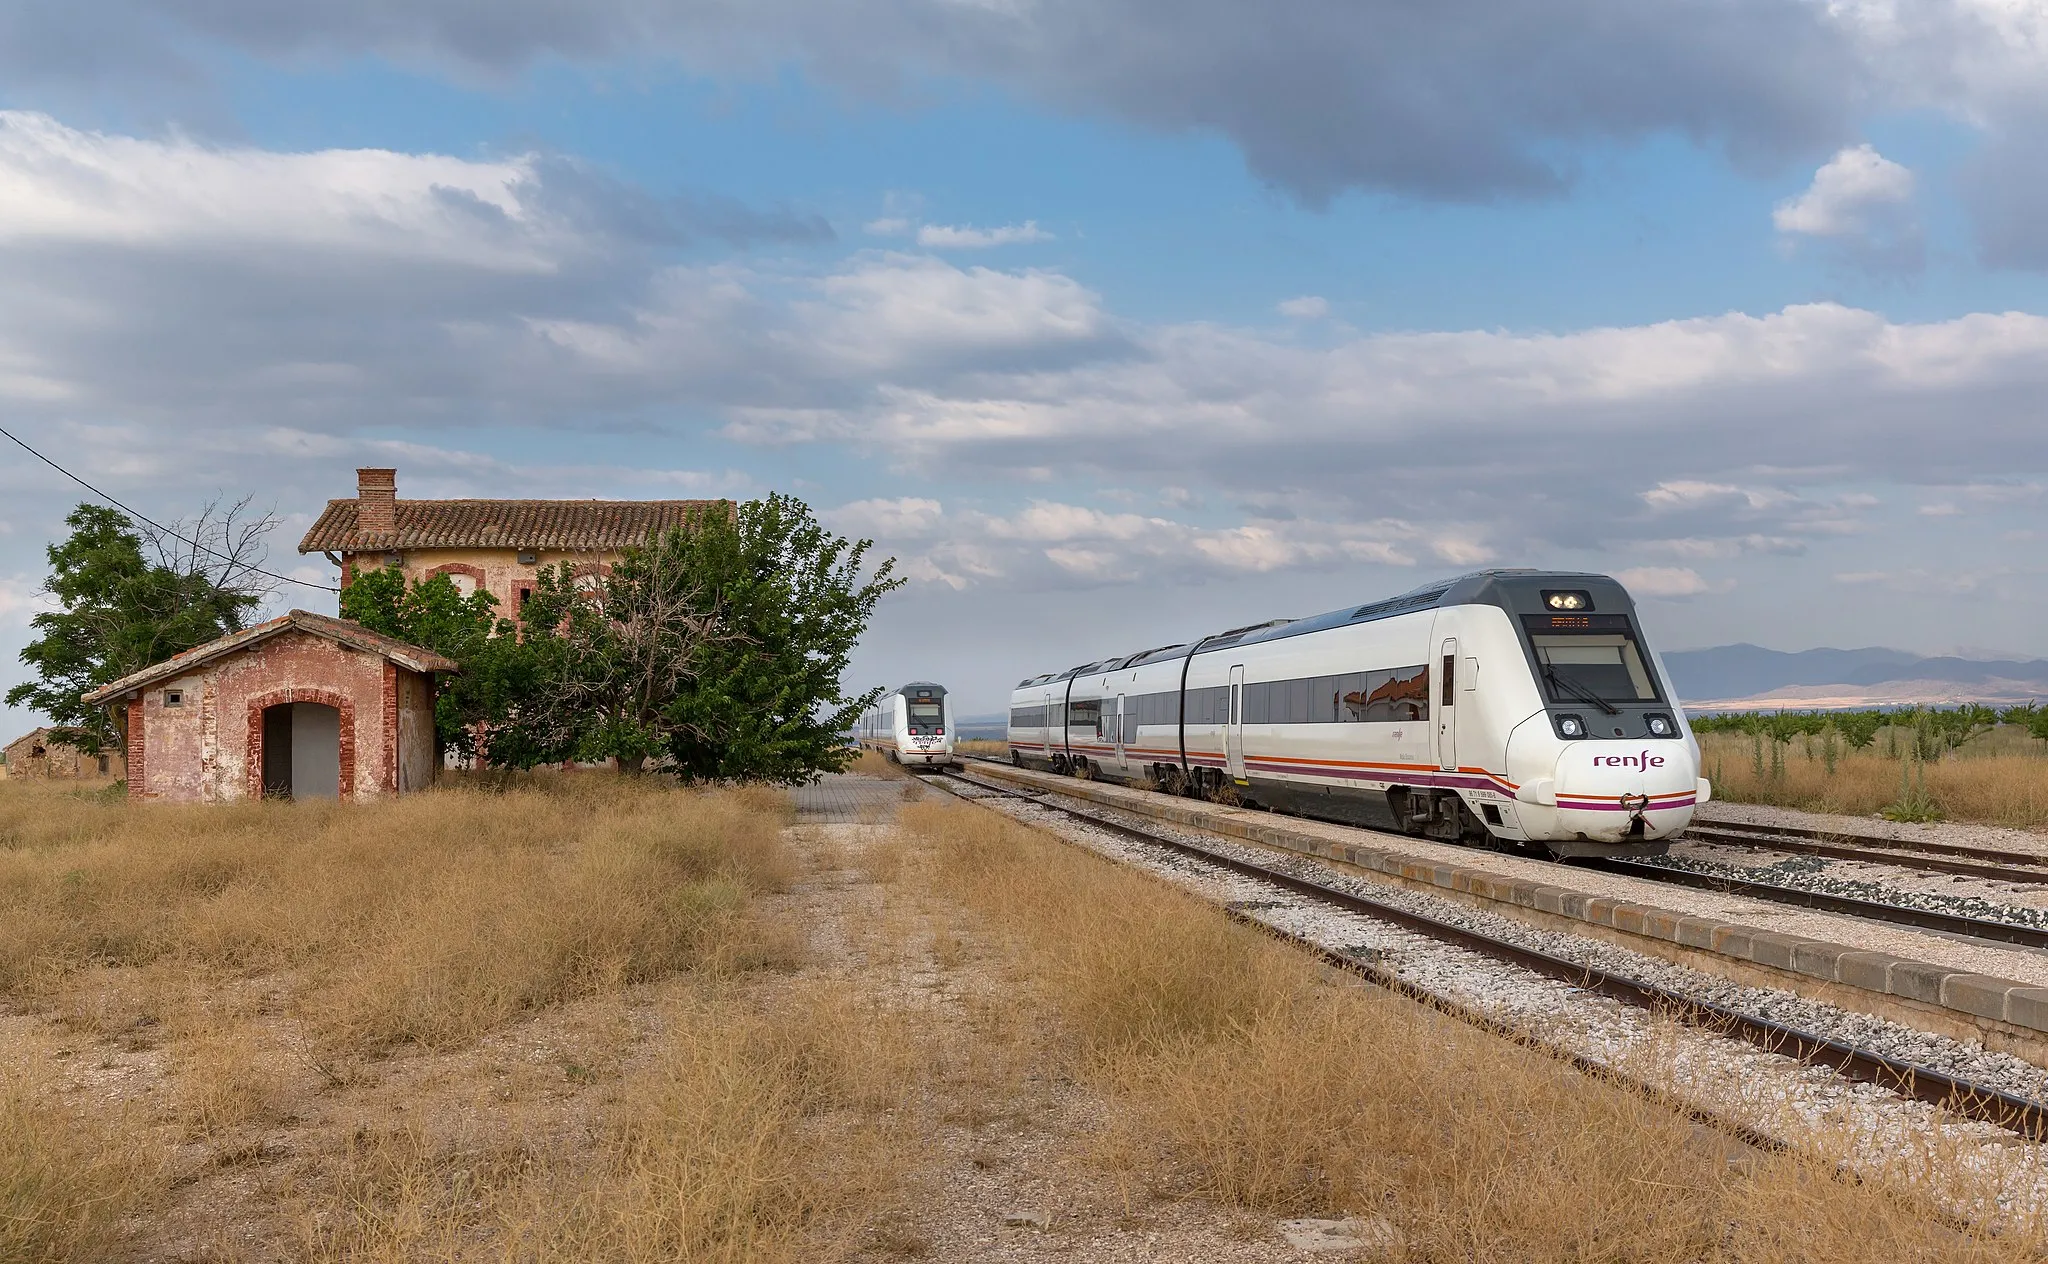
<box><xmin>1522</xmin><ymin>613</ymin><xmax>1635</xmax><ymax>635</ymax></box>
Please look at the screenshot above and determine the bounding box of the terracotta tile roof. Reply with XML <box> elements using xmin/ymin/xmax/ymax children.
<box><xmin>297</xmin><ymin>499</ymin><xmax>722</xmax><ymax>554</ymax></box>
<box><xmin>83</xmin><ymin>611</ymin><xmax>460</xmax><ymax>705</ymax></box>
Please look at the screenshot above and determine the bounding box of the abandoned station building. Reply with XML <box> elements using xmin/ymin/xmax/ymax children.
<box><xmin>297</xmin><ymin>467</ymin><xmax>717</xmax><ymax>616</ymax></box>
<box><xmin>2</xmin><ymin>727</ymin><xmax>124</xmax><ymax>780</ymax></box>
<box><xmin>83</xmin><ymin>611</ymin><xmax>457</xmax><ymax>803</ymax></box>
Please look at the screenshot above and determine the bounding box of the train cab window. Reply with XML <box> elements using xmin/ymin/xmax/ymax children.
<box><xmin>1530</xmin><ymin>633</ymin><xmax>1658</xmax><ymax>703</ymax></box>
<box><xmin>906</xmin><ymin>700</ymin><xmax>943</xmax><ymax>730</ymax></box>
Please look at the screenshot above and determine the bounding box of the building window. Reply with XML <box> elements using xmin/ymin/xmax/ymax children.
<box><xmin>97</xmin><ymin>755</ymin><xmax>109</xmax><ymax>774</ymax></box>
<box><xmin>519</xmin><ymin>587</ymin><xmax>533</xmax><ymax>608</ymax></box>
<box><xmin>164</xmin><ymin>689</ymin><xmax>184</xmax><ymax>707</ymax></box>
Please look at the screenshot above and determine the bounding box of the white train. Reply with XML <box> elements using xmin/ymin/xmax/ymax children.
<box><xmin>1007</xmin><ymin>570</ymin><xmax>1705</xmax><ymax>859</ymax></box>
<box><xmin>860</xmin><ymin>682</ymin><xmax>958</xmax><ymax>767</ymax></box>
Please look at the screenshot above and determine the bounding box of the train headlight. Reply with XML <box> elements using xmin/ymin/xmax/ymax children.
<box><xmin>1556</xmin><ymin>713</ymin><xmax>1586</xmax><ymax>739</ymax></box>
<box><xmin>1543</xmin><ymin>590</ymin><xmax>1593</xmax><ymax>611</ymax></box>
<box><xmin>1646</xmin><ymin>713</ymin><xmax>1675</xmax><ymax>737</ymax></box>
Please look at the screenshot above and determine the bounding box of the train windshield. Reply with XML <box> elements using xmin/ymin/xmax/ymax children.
<box><xmin>1526</xmin><ymin>622</ymin><xmax>1660</xmax><ymax>707</ymax></box>
<box><xmin>906</xmin><ymin>700</ymin><xmax>944</xmax><ymax>726</ymax></box>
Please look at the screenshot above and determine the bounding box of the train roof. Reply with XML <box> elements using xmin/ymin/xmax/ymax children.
<box><xmin>893</xmin><ymin>681</ymin><xmax>948</xmax><ymax>696</ymax></box>
<box><xmin>1012</xmin><ymin>570</ymin><xmax>1637</xmax><ymax>688</ymax></box>
<box><xmin>1196</xmin><ymin>569</ymin><xmax>1635</xmax><ymax>653</ymax></box>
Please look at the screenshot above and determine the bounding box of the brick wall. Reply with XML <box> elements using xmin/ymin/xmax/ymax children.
<box><xmin>134</xmin><ymin>630</ymin><xmax>399</xmax><ymax>803</ymax></box>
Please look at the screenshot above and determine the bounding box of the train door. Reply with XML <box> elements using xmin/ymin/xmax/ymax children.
<box><xmin>1042</xmin><ymin>691</ymin><xmax>1053</xmax><ymax>754</ymax></box>
<box><xmin>1114</xmin><ymin>694</ymin><xmax>1127</xmax><ymax>772</ymax></box>
<box><xmin>1226</xmin><ymin>665</ymin><xmax>1246</xmax><ymax>783</ymax></box>
<box><xmin>1437</xmin><ymin>637</ymin><xmax>1458</xmax><ymax>772</ymax></box>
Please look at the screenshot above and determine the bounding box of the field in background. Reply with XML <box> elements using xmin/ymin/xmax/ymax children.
<box><xmin>953</xmin><ymin>739</ymin><xmax>1008</xmax><ymax>759</ymax></box>
<box><xmin>1700</xmin><ymin>725</ymin><xmax>2048</xmax><ymax>828</ymax></box>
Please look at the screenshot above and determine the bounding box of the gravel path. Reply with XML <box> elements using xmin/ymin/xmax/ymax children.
<box><xmin>933</xmin><ymin>775</ymin><xmax>2048</xmax><ymax>1215</ymax></box>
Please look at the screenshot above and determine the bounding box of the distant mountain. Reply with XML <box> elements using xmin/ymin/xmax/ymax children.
<box><xmin>1664</xmin><ymin>643</ymin><xmax>2048</xmax><ymax>710</ymax></box>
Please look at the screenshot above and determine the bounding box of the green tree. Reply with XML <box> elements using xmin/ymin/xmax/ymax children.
<box><xmin>8</xmin><ymin>503</ymin><xmax>270</xmax><ymax>753</ymax></box>
<box><xmin>513</xmin><ymin>495</ymin><xmax>902</xmax><ymax>782</ymax></box>
<box><xmin>338</xmin><ymin>565</ymin><xmax>510</xmax><ymax>760</ymax></box>
<box><xmin>659</xmin><ymin>495</ymin><xmax>903</xmax><ymax>782</ymax></box>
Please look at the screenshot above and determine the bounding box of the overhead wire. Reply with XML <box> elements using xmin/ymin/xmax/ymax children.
<box><xmin>0</xmin><ymin>424</ymin><xmax>340</xmax><ymax>593</ymax></box>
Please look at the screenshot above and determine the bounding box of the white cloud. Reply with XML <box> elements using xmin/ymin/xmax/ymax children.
<box><xmin>828</xmin><ymin>496</ymin><xmax>946</xmax><ymax>539</ymax></box>
<box><xmin>1277</xmin><ymin>295</ymin><xmax>1329</xmax><ymax>319</ymax></box>
<box><xmin>0</xmin><ymin>574</ymin><xmax>42</xmax><ymax>625</ymax></box>
<box><xmin>1918</xmin><ymin>502</ymin><xmax>1962</xmax><ymax>516</ymax></box>
<box><xmin>863</xmin><ymin>216</ymin><xmax>912</xmax><ymax>236</ymax></box>
<box><xmin>0</xmin><ymin>111</ymin><xmax>574</xmax><ymax>271</ymax></box>
<box><xmin>1613</xmin><ymin>566</ymin><xmax>1721</xmax><ymax>598</ymax></box>
<box><xmin>7</xmin><ymin>114</ymin><xmax>2048</xmax><ymax>629</ymax></box>
<box><xmin>1772</xmin><ymin>143</ymin><xmax>1921</xmax><ymax>267</ymax></box>
<box><xmin>1642</xmin><ymin>535</ymin><xmax>1806</xmax><ymax>559</ymax></box>
<box><xmin>1774</xmin><ymin>144</ymin><xmax>1915</xmax><ymax>238</ymax></box>
<box><xmin>835</xmin><ymin>499</ymin><xmax>1502</xmax><ymax>590</ymax></box>
<box><xmin>915</xmin><ymin>221</ymin><xmax>1053</xmax><ymax>248</ymax></box>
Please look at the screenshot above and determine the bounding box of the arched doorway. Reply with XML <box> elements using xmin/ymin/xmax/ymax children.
<box><xmin>260</xmin><ymin>702</ymin><xmax>341</xmax><ymax>799</ymax></box>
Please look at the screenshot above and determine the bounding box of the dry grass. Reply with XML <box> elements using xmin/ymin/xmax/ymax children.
<box><xmin>849</xmin><ymin>747</ymin><xmax>908</xmax><ymax>778</ymax></box>
<box><xmin>952</xmin><ymin>740</ymin><xmax>1008</xmax><ymax>759</ymax></box>
<box><xmin>295</xmin><ymin>983</ymin><xmax>918</xmax><ymax>1264</ymax></box>
<box><xmin>0</xmin><ymin>776</ymin><xmax>796</xmax><ymax>1054</ymax></box>
<box><xmin>1701</xmin><ymin>731</ymin><xmax>2048</xmax><ymax>828</ymax></box>
<box><xmin>898</xmin><ymin>797</ymin><xmax>2047</xmax><ymax>1259</ymax></box>
<box><xmin>0</xmin><ymin>1065</ymin><xmax>164</xmax><ymax>1263</ymax></box>
<box><xmin>0</xmin><ymin>773</ymin><xmax>818</xmax><ymax>1259</ymax></box>
<box><xmin>10</xmin><ymin>766</ymin><xmax>2039</xmax><ymax>1260</ymax></box>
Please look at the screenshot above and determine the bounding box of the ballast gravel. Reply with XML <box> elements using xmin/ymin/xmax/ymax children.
<box><xmin>1697</xmin><ymin>800</ymin><xmax>2048</xmax><ymax>864</ymax></box>
<box><xmin>1650</xmin><ymin>846</ymin><xmax>2048</xmax><ymax>930</ymax></box>
<box><xmin>930</xmin><ymin>774</ymin><xmax>2048</xmax><ymax>1215</ymax></box>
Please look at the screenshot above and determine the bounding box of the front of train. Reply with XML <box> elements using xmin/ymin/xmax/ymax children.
<box><xmin>896</xmin><ymin>682</ymin><xmax>957</xmax><ymax>767</ymax></box>
<box><xmin>1495</xmin><ymin>575</ymin><xmax>1705</xmax><ymax>859</ymax></box>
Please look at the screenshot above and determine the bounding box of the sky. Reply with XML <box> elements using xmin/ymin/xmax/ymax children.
<box><xmin>4</xmin><ymin>0</ymin><xmax>2048</xmax><ymax>730</ymax></box>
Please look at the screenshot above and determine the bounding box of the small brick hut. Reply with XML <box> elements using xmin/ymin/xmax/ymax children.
<box><xmin>83</xmin><ymin>611</ymin><xmax>458</xmax><ymax>803</ymax></box>
<box><xmin>2</xmin><ymin>727</ymin><xmax>125</xmax><ymax>780</ymax></box>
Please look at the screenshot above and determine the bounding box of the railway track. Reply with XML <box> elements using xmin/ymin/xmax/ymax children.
<box><xmin>1685</xmin><ymin>819</ymin><xmax>2048</xmax><ymax>885</ymax></box>
<box><xmin>1578</xmin><ymin>857</ymin><xmax>2048</xmax><ymax>951</ymax></box>
<box><xmin>962</xmin><ymin>756</ymin><xmax>2048</xmax><ymax>952</ymax></box>
<box><xmin>924</xmin><ymin>766</ymin><xmax>2048</xmax><ymax>1145</ymax></box>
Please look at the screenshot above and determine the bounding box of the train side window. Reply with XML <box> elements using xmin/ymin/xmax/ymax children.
<box><xmin>1441</xmin><ymin>655</ymin><xmax>1456</xmax><ymax>705</ymax></box>
<box><xmin>1308</xmin><ymin>675</ymin><xmax>1336</xmax><ymax>722</ymax></box>
<box><xmin>1286</xmin><ymin>677</ymin><xmax>1310</xmax><ymax>724</ymax></box>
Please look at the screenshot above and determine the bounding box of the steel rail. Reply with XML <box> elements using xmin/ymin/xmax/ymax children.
<box><xmin>1687</xmin><ymin>821</ymin><xmax>2048</xmax><ymax>884</ymax></box>
<box><xmin>933</xmin><ymin>767</ymin><xmax>2048</xmax><ymax>1143</ymax></box>
<box><xmin>1579</xmin><ymin>857</ymin><xmax>2048</xmax><ymax>951</ymax></box>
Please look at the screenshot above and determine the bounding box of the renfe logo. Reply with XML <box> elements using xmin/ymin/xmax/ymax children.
<box><xmin>1593</xmin><ymin>751</ymin><xmax>1666</xmax><ymax>770</ymax></box>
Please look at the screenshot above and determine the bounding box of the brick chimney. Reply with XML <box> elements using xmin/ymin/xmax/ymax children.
<box><xmin>356</xmin><ymin>468</ymin><xmax>397</xmax><ymax>540</ymax></box>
